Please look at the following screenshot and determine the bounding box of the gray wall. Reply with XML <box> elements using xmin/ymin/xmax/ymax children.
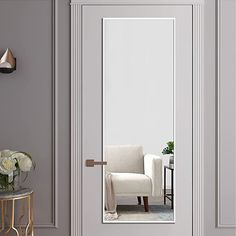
<box><xmin>0</xmin><ymin>0</ymin><xmax>70</xmax><ymax>235</ymax></box>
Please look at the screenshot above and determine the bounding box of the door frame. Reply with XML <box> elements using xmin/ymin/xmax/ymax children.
<box><xmin>70</xmin><ymin>1</ymin><xmax>205</xmax><ymax>235</ymax></box>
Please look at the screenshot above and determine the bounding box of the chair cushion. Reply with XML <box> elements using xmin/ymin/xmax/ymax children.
<box><xmin>105</xmin><ymin>145</ymin><xmax>144</xmax><ymax>173</ymax></box>
<box><xmin>111</xmin><ymin>173</ymin><xmax>152</xmax><ymax>196</ymax></box>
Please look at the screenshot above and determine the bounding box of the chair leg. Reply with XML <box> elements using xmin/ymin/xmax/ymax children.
<box><xmin>137</xmin><ymin>196</ymin><xmax>141</xmax><ymax>205</ymax></box>
<box><xmin>143</xmin><ymin>197</ymin><xmax>149</xmax><ymax>212</ymax></box>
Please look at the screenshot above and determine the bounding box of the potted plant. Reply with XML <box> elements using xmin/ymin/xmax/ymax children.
<box><xmin>162</xmin><ymin>141</ymin><xmax>174</xmax><ymax>168</ymax></box>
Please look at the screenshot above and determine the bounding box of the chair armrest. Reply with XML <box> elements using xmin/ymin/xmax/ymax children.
<box><xmin>144</xmin><ymin>154</ymin><xmax>162</xmax><ymax>197</ymax></box>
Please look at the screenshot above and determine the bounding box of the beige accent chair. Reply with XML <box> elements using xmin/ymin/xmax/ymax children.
<box><xmin>105</xmin><ymin>145</ymin><xmax>162</xmax><ymax>212</ymax></box>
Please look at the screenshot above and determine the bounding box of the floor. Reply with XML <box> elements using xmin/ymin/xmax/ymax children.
<box><xmin>116</xmin><ymin>204</ymin><xmax>174</xmax><ymax>222</ymax></box>
<box><xmin>106</xmin><ymin>193</ymin><xmax>174</xmax><ymax>222</ymax></box>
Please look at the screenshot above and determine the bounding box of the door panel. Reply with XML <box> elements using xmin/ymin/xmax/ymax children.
<box><xmin>82</xmin><ymin>5</ymin><xmax>192</xmax><ymax>236</ymax></box>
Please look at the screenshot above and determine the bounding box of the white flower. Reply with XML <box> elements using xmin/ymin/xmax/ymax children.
<box><xmin>11</xmin><ymin>152</ymin><xmax>26</xmax><ymax>160</ymax></box>
<box><xmin>0</xmin><ymin>157</ymin><xmax>16</xmax><ymax>175</ymax></box>
<box><xmin>0</xmin><ymin>150</ymin><xmax>14</xmax><ymax>158</ymax></box>
<box><xmin>16</xmin><ymin>155</ymin><xmax>32</xmax><ymax>172</ymax></box>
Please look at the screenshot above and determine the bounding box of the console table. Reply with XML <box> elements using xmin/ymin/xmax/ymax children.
<box><xmin>164</xmin><ymin>165</ymin><xmax>174</xmax><ymax>209</ymax></box>
<box><xmin>0</xmin><ymin>188</ymin><xmax>34</xmax><ymax>236</ymax></box>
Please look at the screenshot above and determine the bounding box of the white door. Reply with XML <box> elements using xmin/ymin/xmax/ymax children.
<box><xmin>80</xmin><ymin>5</ymin><xmax>192</xmax><ymax>236</ymax></box>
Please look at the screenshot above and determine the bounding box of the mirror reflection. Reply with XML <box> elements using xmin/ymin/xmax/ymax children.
<box><xmin>103</xmin><ymin>18</ymin><xmax>175</xmax><ymax>223</ymax></box>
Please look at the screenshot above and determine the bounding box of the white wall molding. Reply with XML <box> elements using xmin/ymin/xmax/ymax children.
<box><xmin>193</xmin><ymin>4</ymin><xmax>205</xmax><ymax>236</ymax></box>
<box><xmin>71</xmin><ymin>3</ymin><xmax>82</xmax><ymax>236</ymax></box>
<box><xmin>35</xmin><ymin>0</ymin><xmax>59</xmax><ymax>228</ymax></box>
<box><xmin>70</xmin><ymin>2</ymin><xmax>205</xmax><ymax>236</ymax></box>
<box><xmin>216</xmin><ymin>0</ymin><xmax>222</xmax><ymax>228</ymax></box>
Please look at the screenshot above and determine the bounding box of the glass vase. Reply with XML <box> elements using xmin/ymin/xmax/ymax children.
<box><xmin>0</xmin><ymin>170</ymin><xmax>22</xmax><ymax>192</ymax></box>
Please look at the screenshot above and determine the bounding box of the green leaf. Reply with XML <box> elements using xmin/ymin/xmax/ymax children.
<box><xmin>162</xmin><ymin>141</ymin><xmax>174</xmax><ymax>155</ymax></box>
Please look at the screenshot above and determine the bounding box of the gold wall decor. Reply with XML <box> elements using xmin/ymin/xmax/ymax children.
<box><xmin>0</xmin><ymin>48</ymin><xmax>16</xmax><ymax>73</ymax></box>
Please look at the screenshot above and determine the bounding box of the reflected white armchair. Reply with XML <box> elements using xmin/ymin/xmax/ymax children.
<box><xmin>105</xmin><ymin>145</ymin><xmax>162</xmax><ymax>212</ymax></box>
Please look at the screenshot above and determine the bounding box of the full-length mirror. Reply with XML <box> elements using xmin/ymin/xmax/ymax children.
<box><xmin>103</xmin><ymin>18</ymin><xmax>175</xmax><ymax>223</ymax></box>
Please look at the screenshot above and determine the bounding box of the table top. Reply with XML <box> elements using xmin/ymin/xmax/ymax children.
<box><xmin>0</xmin><ymin>188</ymin><xmax>33</xmax><ymax>200</ymax></box>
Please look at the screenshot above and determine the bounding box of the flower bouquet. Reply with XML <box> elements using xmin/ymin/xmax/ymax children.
<box><xmin>0</xmin><ymin>150</ymin><xmax>34</xmax><ymax>192</ymax></box>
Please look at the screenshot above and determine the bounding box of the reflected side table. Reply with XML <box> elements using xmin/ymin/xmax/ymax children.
<box><xmin>164</xmin><ymin>165</ymin><xmax>174</xmax><ymax>209</ymax></box>
<box><xmin>0</xmin><ymin>188</ymin><xmax>34</xmax><ymax>236</ymax></box>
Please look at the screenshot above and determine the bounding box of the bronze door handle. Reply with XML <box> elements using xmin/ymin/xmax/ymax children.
<box><xmin>85</xmin><ymin>159</ymin><xmax>107</xmax><ymax>167</ymax></box>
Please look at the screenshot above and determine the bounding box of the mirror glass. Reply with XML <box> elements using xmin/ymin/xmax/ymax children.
<box><xmin>103</xmin><ymin>18</ymin><xmax>175</xmax><ymax>223</ymax></box>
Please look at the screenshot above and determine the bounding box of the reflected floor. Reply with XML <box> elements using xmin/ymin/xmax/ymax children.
<box><xmin>111</xmin><ymin>194</ymin><xmax>174</xmax><ymax>222</ymax></box>
<box><xmin>116</xmin><ymin>205</ymin><xmax>174</xmax><ymax>222</ymax></box>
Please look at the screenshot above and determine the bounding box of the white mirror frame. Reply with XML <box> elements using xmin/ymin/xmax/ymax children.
<box><xmin>102</xmin><ymin>17</ymin><xmax>176</xmax><ymax>223</ymax></box>
<box><xmin>70</xmin><ymin>0</ymin><xmax>205</xmax><ymax>235</ymax></box>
